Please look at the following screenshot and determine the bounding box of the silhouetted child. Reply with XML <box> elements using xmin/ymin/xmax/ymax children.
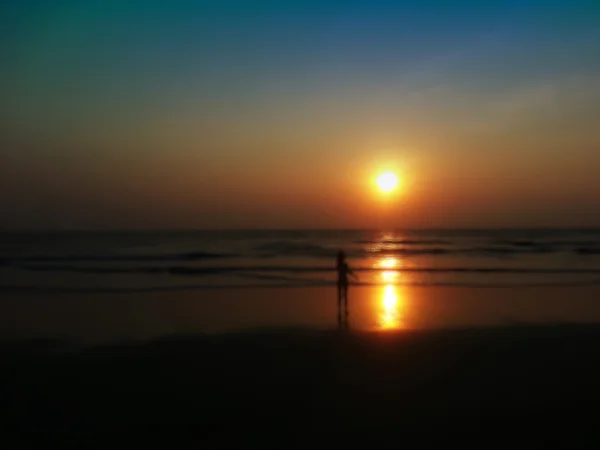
<box><xmin>336</xmin><ymin>250</ymin><xmax>357</xmax><ymax>320</ymax></box>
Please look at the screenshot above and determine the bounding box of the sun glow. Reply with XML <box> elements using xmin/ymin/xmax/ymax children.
<box><xmin>376</xmin><ymin>171</ymin><xmax>399</xmax><ymax>193</ymax></box>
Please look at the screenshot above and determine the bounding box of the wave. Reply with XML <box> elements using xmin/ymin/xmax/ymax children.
<box><xmin>21</xmin><ymin>265</ymin><xmax>173</xmax><ymax>274</ymax></box>
<box><xmin>252</xmin><ymin>241</ymin><xmax>334</xmax><ymax>258</ymax></box>
<box><xmin>496</xmin><ymin>240</ymin><xmax>600</xmax><ymax>247</ymax></box>
<box><xmin>14</xmin><ymin>264</ymin><xmax>600</xmax><ymax>275</ymax></box>
<box><xmin>250</xmin><ymin>242</ymin><xmax>600</xmax><ymax>257</ymax></box>
<box><xmin>468</xmin><ymin>246</ymin><xmax>557</xmax><ymax>255</ymax></box>
<box><xmin>368</xmin><ymin>248</ymin><xmax>451</xmax><ymax>255</ymax></box>
<box><xmin>574</xmin><ymin>248</ymin><xmax>600</xmax><ymax>255</ymax></box>
<box><xmin>2</xmin><ymin>279</ymin><xmax>600</xmax><ymax>294</ymax></box>
<box><xmin>494</xmin><ymin>240</ymin><xmax>540</xmax><ymax>247</ymax></box>
<box><xmin>3</xmin><ymin>244</ymin><xmax>600</xmax><ymax>265</ymax></box>
<box><xmin>0</xmin><ymin>251</ymin><xmax>237</xmax><ymax>264</ymax></box>
<box><xmin>368</xmin><ymin>246</ymin><xmax>600</xmax><ymax>256</ymax></box>
<box><xmin>355</xmin><ymin>239</ymin><xmax>452</xmax><ymax>245</ymax></box>
<box><xmin>368</xmin><ymin>246</ymin><xmax>558</xmax><ymax>255</ymax></box>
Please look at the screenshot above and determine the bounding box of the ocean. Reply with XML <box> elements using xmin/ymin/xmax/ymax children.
<box><xmin>2</xmin><ymin>229</ymin><xmax>600</xmax><ymax>293</ymax></box>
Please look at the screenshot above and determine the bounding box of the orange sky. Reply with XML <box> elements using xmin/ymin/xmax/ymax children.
<box><xmin>2</xmin><ymin>1</ymin><xmax>600</xmax><ymax>229</ymax></box>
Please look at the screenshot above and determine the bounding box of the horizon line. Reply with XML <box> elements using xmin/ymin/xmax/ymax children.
<box><xmin>2</xmin><ymin>226</ymin><xmax>600</xmax><ymax>233</ymax></box>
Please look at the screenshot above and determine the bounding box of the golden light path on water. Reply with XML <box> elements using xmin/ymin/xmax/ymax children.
<box><xmin>374</xmin><ymin>256</ymin><xmax>405</xmax><ymax>330</ymax></box>
<box><xmin>379</xmin><ymin>285</ymin><xmax>402</xmax><ymax>330</ymax></box>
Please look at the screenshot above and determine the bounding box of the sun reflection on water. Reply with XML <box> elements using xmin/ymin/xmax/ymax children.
<box><xmin>379</xmin><ymin>285</ymin><xmax>402</xmax><ymax>330</ymax></box>
<box><xmin>372</xmin><ymin>255</ymin><xmax>407</xmax><ymax>330</ymax></box>
<box><xmin>373</xmin><ymin>255</ymin><xmax>406</xmax><ymax>331</ymax></box>
<box><xmin>381</xmin><ymin>270</ymin><xmax>398</xmax><ymax>283</ymax></box>
<box><xmin>376</xmin><ymin>256</ymin><xmax>402</xmax><ymax>284</ymax></box>
<box><xmin>379</xmin><ymin>256</ymin><xmax>399</xmax><ymax>269</ymax></box>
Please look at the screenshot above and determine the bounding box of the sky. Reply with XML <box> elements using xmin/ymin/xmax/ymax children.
<box><xmin>1</xmin><ymin>0</ymin><xmax>600</xmax><ymax>229</ymax></box>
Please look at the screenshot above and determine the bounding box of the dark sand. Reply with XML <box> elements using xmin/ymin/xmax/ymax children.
<box><xmin>3</xmin><ymin>286</ymin><xmax>600</xmax><ymax>447</ymax></box>
<box><xmin>4</xmin><ymin>324</ymin><xmax>600</xmax><ymax>448</ymax></box>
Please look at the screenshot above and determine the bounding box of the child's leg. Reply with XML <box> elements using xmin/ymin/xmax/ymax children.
<box><xmin>343</xmin><ymin>286</ymin><xmax>348</xmax><ymax>315</ymax></box>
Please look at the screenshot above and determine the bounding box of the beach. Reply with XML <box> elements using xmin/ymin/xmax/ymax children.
<box><xmin>2</xmin><ymin>285</ymin><xmax>600</xmax><ymax>345</ymax></box>
<box><xmin>4</xmin><ymin>0</ymin><xmax>600</xmax><ymax>445</ymax></box>
<box><xmin>4</xmin><ymin>317</ymin><xmax>600</xmax><ymax>447</ymax></box>
<box><xmin>3</xmin><ymin>230</ymin><xmax>600</xmax><ymax>446</ymax></box>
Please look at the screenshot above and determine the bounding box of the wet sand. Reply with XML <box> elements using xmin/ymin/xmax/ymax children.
<box><xmin>2</xmin><ymin>285</ymin><xmax>600</xmax><ymax>345</ymax></box>
<box><xmin>4</xmin><ymin>286</ymin><xmax>600</xmax><ymax>446</ymax></box>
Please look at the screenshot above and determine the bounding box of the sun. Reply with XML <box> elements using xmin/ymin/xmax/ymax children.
<box><xmin>376</xmin><ymin>171</ymin><xmax>399</xmax><ymax>193</ymax></box>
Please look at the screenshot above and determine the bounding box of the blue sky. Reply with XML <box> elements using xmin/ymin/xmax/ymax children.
<box><xmin>2</xmin><ymin>0</ymin><xmax>600</xmax><ymax>228</ymax></box>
